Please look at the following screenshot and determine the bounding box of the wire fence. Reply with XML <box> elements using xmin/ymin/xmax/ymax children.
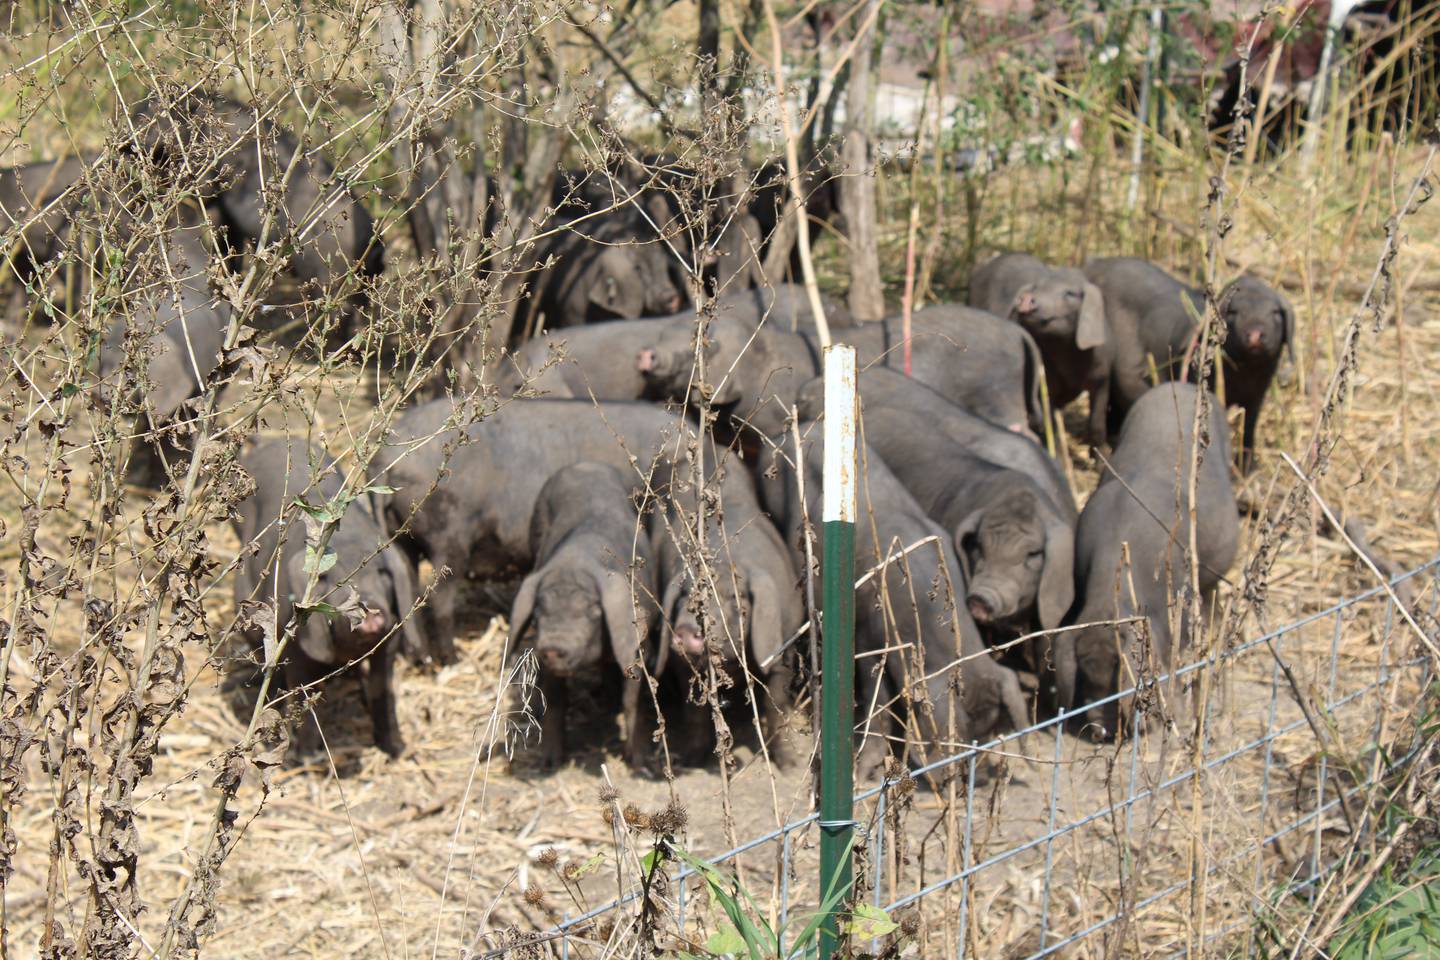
<box><xmin>543</xmin><ymin>561</ymin><xmax>1439</xmax><ymax>957</ymax></box>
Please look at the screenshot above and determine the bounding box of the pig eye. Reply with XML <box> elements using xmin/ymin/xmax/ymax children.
<box><xmin>1064</xmin><ymin>290</ymin><xmax>1081</xmax><ymax>302</ymax></box>
<box><xmin>1025</xmin><ymin>550</ymin><xmax>1044</xmax><ymax>569</ymax></box>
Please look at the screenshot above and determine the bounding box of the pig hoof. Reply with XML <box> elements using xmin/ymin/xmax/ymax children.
<box><xmin>378</xmin><ymin>734</ymin><xmax>407</xmax><ymax>759</ymax></box>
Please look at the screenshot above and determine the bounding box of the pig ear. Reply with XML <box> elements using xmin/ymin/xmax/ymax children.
<box><xmin>1018</xmin><ymin>329</ymin><xmax>1045</xmax><ymax>434</ymax></box>
<box><xmin>599</xmin><ymin>569</ymin><xmax>644</xmax><ymax>673</ymax></box>
<box><xmin>507</xmin><ymin>571</ymin><xmax>541</xmax><ymax>653</ymax></box>
<box><xmin>381</xmin><ymin>546</ymin><xmax>428</xmax><ymax>665</ymax></box>
<box><xmin>1077</xmin><ymin>282</ymin><xmax>1107</xmax><ymax>351</ymax></box>
<box><xmin>746</xmin><ymin>571</ymin><xmax>785</xmax><ymax>673</ymax></box>
<box><xmin>660</xmin><ymin>569</ymin><xmax>686</xmax><ymax>625</ymax></box>
<box><xmin>952</xmin><ymin>509</ymin><xmax>984</xmax><ymax>581</ymax></box>
<box><xmin>588</xmin><ymin>250</ymin><xmax>643</xmax><ymax>316</ymax></box>
<box><xmin>1037</xmin><ymin>518</ymin><xmax>1076</xmax><ymax>630</ymax></box>
<box><xmin>285</xmin><ymin>549</ymin><xmax>334</xmax><ymax>658</ymax></box>
<box><xmin>1279</xmin><ymin>295</ymin><xmax>1295</xmax><ymax>364</ymax></box>
<box><xmin>297</xmin><ymin>607</ymin><xmax>335</xmax><ymax>663</ymax></box>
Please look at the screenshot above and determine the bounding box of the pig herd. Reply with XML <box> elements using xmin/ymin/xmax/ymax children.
<box><xmin>1</xmin><ymin>89</ymin><xmax>1297</xmax><ymax>779</ymax></box>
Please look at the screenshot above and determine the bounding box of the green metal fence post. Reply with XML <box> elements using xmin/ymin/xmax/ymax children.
<box><xmin>819</xmin><ymin>344</ymin><xmax>857</xmax><ymax>959</ymax></box>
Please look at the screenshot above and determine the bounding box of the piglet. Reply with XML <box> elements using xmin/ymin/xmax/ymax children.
<box><xmin>1083</xmin><ymin>257</ymin><xmax>1293</xmax><ymax>469</ymax></box>
<box><xmin>98</xmin><ymin>211</ymin><xmax>229</xmax><ymax>486</ymax></box>
<box><xmin>857</xmin><ymin>401</ymin><xmax>1077</xmax><ymax>711</ymax></box>
<box><xmin>1061</xmin><ymin>383</ymin><xmax>1239</xmax><ymax>739</ymax></box>
<box><xmin>508</xmin><ymin>462</ymin><xmax>658</xmax><ymax>770</ymax></box>
<box><xmin>650</xmin><ymin>456</ymin><xmax>800</xmax><ymax>768</ymax></box>
<box><xmin>233</xmin><ymin>438</ymin><xmax>425</xmax><ymax>757</ymax></box>
<box><xmin>969</xmin><ymin>252</ymin><xmax>1112</xmax><ymax>445</ymax></box>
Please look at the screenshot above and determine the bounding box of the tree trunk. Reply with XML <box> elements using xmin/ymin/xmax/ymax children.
<box><xmin>839</xmin><ymin>0</ymin><xmax>884</xmax><ymax>323</ymax></box>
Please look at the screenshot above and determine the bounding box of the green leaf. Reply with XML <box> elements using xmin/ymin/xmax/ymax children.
<box><xmin>704</xmin><ymin>924</ymin><xmax>748</xmax><ymax>956</ymax></box>
<box><xmin>294</xmin><ymin>497</ymin><xmax>339</xmax><ymax>522</ymax></box>
<box><xmin>297</xmin><ymin>599</ymin><xmax>337</xmax><ymax>617</ymax></box>
<box><xmin>365</xmin><ymin>483</ymin><xmax>395</xmax><ymax>495</ymax></box>
<box><xmin>841</xmin><ymin>903</ymin><xmax>898</xmax><ymax>940</ymax></box>
<box><xmin>303</xmin><ymin>545</ymin><xmax>337</xmax><ymax>575</ymax></box>
<box><xmin>571</xmin><ymin>852</ymin><xmax>606</xmax><ymax>879</ymax></box>
<box><xmin>667</xmin><ymin>845</ymin><xmax>773</xmax><ymax>959</ymax></box>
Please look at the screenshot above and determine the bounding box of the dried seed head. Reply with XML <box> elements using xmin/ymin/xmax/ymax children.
<box><xmin>601</xmin><ymin>806</ymin><xmax>615</xmax><ymax>826</ymax></box>
<box><xmin>535</xmin><ymin>847</ymin><xmax>559</xmax><ymax>868</ymax></box>
<box><xmin>899</xmin><ymin>911</ymin><xmax>921</xmax><ymax>937</ymax></box>
<box><xmin>597</xmin><ymin>784</ymin><xmax>619</xmax><ymax>804</ymax></box>
<box><xmin>650</xmin><ymin>798</ymin><xmax>688</xmax><ymax>834</ymax></box>
<box><xmin>523</xmin><ymin>882</ymin><xmax>545</xmax><ymax>906</ymax></box>
<box><xmin>622</xmin><ymin>803</ymin><xmax>650</xmax><ymax>829</ymax></box>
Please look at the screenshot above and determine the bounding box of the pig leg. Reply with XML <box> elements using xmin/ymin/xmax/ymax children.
<box><xmin>424</xmin><ymin>569</ymin><xmax>461</xmax><ymax>666</ymax></box>
<box><xmin>538</xmin><ymin>669</ymin><xmax>568</xmax><ymax>770</ymax></box>
<box><xmin>1086</xmin><ymin>374</ymin><xmax>1111</xmax><ymax>449</ymax></box>
<box><xmin>763</xmin><ymin>666</ymin><xmax>794</xmax><ymax>769</ymax></box>
<box><xmin>363</xmin><ymin>646</ymin><xmax>405</xmax><ymax>758</ymax></box>
<box><xmin>1239</xmin><ymin>396</ymin><xmax>1262</xmax><ymax>473</ymax></box>
<box><xmin>621</xmin><ymin>674</ymin><xmax>658</xmax><ymax>774</ymax></box>
<box><xmin>280</xmin><ymin>655</ymin><xmax>326</xmax><ymax>761</ymax></box>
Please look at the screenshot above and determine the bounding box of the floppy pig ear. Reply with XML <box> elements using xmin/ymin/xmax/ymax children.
<box><xmin>1077</xmin><ymin>282</ymin><xmax>1107</xmax><ymax>351</ymax></box>
<box><xmin>1280</xmin><ymin>296</ymin><xmax>1296</xmax><ymax>364</ymax></box>
<box><xmin>588</xmin><ymin>250</ymin><xmax>644</xmax><ymax>316</ymax></box>
<box><xmin>507</xmin><ymin>571</ymin><xmax>541</xmax><ymax>654</ymax></box>
<box><xmin>1037</xmin><ymin>519</ymin><xmax>1077</xmax><ymax>630</ymax></box>
<box><xmin>952</xmin><ymin>509</ymin><xmax>984</xmax><ymax>581</ymax></box>
<box><xmin>285</xmin><ymin>550</ymin><xmax>336</xmax><ymax>662</ymax></box>
<box><xmin>651</xmin><ymin>573</ymin><xmax>686</xmax><ymax>678</ymax></box>
<box><xmin>746</xmin><ymin>572</ymin><xmax>785</xmax><ymax>673</ymax></box>
<box><xmin>1019</xmin><ymin>329</ymin><xmax>1046</xmax><ymax>435</ymax></box>
<box><xmin>298</xmin><ymin>612</ymin><xmax>335</xmax><ymax>664</ymax></box>
<box><xmin>599</xmin><ymin>569</ymin><xmax>645</xmax><ymax>672</ymax></box>
<box><xmin>381</xmin><ymin>546</ymin><xmax>428</xmax><ymax>665</ymax></box>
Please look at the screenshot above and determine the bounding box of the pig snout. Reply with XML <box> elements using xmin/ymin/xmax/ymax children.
<box><xmin>967</xmin><ymin>591</ymin><xmax>996</xmax><ymax>624</ymax></box>
<box><xmin>358</xmin><ymin>608</ymin><xmax>387</xmax><ymax>637</ymax></box>
<box><xmin>967</xmin><ymin>597</ymin><xmax>992</xmax><ymax>624</ymax></box>
<box><xmin>636</xmin><ymin>347</ymin><xmax>657</xmax><ymax>373</ymax></box>
<box><xmin>538</xmin><ymin>645</ymin><xmax>573</xmax><ymax>675</ymax></box>
<box><xmin>671</xmin><ymin>624</ymin><xmax>706</xmax><ymax>656</ymax></box>
<box><xmin>1243</xmin><ymin>327</ymin><xmax>1267</xmax><ymax>353</ymax></box>
<box><xmin>1014</xmin><ymin>290</ymin><xmax>1037</xmax><ymax>315</ymax></box>
<box><xmin>663</xmin><ymin>291</ymin><xmax>683</xmax><ymax>313</ymax></box>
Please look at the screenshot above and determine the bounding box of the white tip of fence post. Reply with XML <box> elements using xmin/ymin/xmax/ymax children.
<box><xmin>823</xmin><ymin>345</ymin><xmax>858</xmax><ymax>524</ymax></box>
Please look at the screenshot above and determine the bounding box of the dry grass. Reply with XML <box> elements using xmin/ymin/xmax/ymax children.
<box><xmin>2</xmin><ymin>134</ymin><xmax>1437</xmax><ymax>956</ymax></box>
<box><xmin>2</xmin><ymin>2</ymin><xmax>1439</xmax><ymax>954</ymax></box>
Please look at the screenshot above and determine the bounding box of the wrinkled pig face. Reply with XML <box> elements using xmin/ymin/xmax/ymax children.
<box><xmin>960</xmin><ymin>493</ymin><xmax>1046</xmax><ymax>627</ymax></box>
<box><xmin>635</xmin><ymin>242</ymin><xmax>686</xmax><ymax>315</ymax></box>
<box><xmin>1011</xmin><ymin>271</ymin><xmax>1084</xmax><ymax>338</ymax></box>
<box><xmin>291</xmin><ymin>553</ymin><xmax>395</xmax><ymax>656</ymax></box>
<box><xmin>668</xmin><ymin>568</ymin><xmax>749</xmax><ymax>663</ymax></box>
<box><xmin>636</xmin><ymin>315</ymin><xmax>749</xmax><ymax>405</ymax></box>
<box><xmin>532</xmin><ymin>570</ymin><xmax>605</xmax><ymax>676</ymax></box>
<box><xmin>1220</xmin><ymin>276</ymin><xmax>1290</xmax><ymax>361</ymax></box>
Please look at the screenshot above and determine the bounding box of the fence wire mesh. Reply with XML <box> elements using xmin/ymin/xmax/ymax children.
<box><xmin>539</xmin><ymin>560</ymin><xmax>1439</xmax><ymax>957</ymax></box>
